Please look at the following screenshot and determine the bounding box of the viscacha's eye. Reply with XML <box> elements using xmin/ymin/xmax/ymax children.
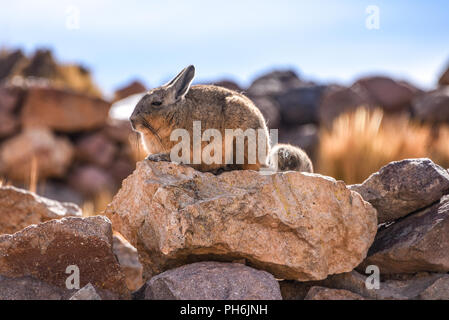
<box><xmin>152</xmin><ymin>101</ymin><xmax>162</xmax><ymax>106</ymax></box>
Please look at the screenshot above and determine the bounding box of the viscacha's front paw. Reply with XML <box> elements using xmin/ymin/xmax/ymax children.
<box><xmin>145</xmin><ymin>153</ymin><xmax>171</xmax><ymax>162</ymax></box>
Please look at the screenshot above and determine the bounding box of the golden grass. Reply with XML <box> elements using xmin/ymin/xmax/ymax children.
<box><xmin>317</xmin><ymin>108</ymin><xmax>449</xmax><ymax>184</ymax></box>
<box><xmin>82</xmin><ymin>190</ymin><xmax>113</xmax><ymax>217</ymax></box>
<box><xmin>430</xmin><ymin>126</ymin><xmax>449</xmax><ymax>169</ymax></box>
<box><xmin>27</xmin><ymin>156</ymin><xmax>38</xmax><ymax>193</ymax></box>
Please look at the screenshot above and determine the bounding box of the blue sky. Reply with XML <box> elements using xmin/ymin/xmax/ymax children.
<box><xmin>1</xmin><ymin>0</ymin><xmax>449</xmax><ymax>96</ymax></box>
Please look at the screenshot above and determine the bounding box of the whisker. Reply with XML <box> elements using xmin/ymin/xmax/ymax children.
<box><xmin>139</xmin><ymin>116</ymin><xmax>166</xmax><ymax>152</ymax></box>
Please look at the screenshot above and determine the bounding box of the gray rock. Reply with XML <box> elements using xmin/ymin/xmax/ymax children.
<box><xmin>350</xmin><ymin>158</ymin><xmax>449</xmax><ymax>223</ymax></box>
<box><xmin>0</xmin><ymin>275</ymin><xmax>70</xmax><ymax>300</ymax></box>
<box><xmin>0</xmin><ymin>186</ymin><xmax>81</xmax><ymax>235</ymax></box>
<box><xmin>70</xmin><ymin>283</ymin><xmax>102</xmax><ymax>300</ymax></box>
<box><xmin>247</xmin><ymin>70</ymin><xmax>303</xmax><ymax>96</ymax></box>
<box><xmin>418</xmin><ymin>276</ymin><xmax>449</xmax><ymax>300</ymax></box>
<box><xmin>361</xmin><ymin>195</ymin><xmax>449</xmax><ymax>274</ymax></box>
<box><xmin>318</xmin><ymin>85</ymin><xmax>373</xmax><ymax>128</ymax></box>
<box><xmin>279</xmin><ymin>280</ymin><xmax>314</xmax><ymax>300</ymax></box>
<box><xmin>353</xmin><ymin>76</ymin><xmax>418</xmax><ymax>113</ymax></box>
<box><xmin>212</xmin><ymin>80</ymin><xmax>242</xmax><ymax>92</ymax></box>
<box><xmin>144</xmin><ymin>262</ymin><xmax>282</xmax><ymax>300</ymax></box>
<box><xmin>278</xmin><ymin>124</ymin><xmax>319</xmax><ymax>161</ymax></box>
<box><xmin>249</xmin><ymin>95</ymin><xmax>281</xmax><ymax>129</ymax></box>
<box><xmin>280</xmin><ymin>271</ymin><xmax>449</xmax><ymax>300</ymax></box>
<box><xmin>0</xmin><ymin>216</ymin><xmax>129</xmax><ymax>299</ymax></box>
<box><xmin>304</xmin><ymin>286</ymin><xmax>365</xmax><ymax>300</ymax></box>
<box><xmin>113</xmin><ymin>235</ymin><xmax>143</xmax><ymax>291</ymax></box>
<box><xmin>412</xmin><ymin>87</ymin><xmax>449</xmax><ymax>123</ymax></box>
<box><xmin>318</xmin><ymin>270</ymin><xmax>407</xmax><ymax>300</ymax></box>
<box><xmin>275</xmin><ymin>85</ymin><xmax>325</xmax><ymax>125</ymax></box>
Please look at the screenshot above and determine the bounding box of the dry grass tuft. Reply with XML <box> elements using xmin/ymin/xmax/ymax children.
<box><xmin>430</xmin><ymin>126</ymin><xmax>449</xmax><ymax>169</ymax></box>
<box><xmin>82</xmin><ymin>190</ymin><xmax>113</xmax><ymax>217</ymax></box>
<box><xmin>94</xmin><ymin>190</ymin><xmax>114</xmax><ymax>214</ymax></box>
<box><xmin>27</xmin><ymin>156</ymin><xmax>38</xmax><ymax>193</ymax></box>
<box><xmin>316</xmin><ymin>107</ymin><xmax>449</xmax><ymax>184</ymax></box>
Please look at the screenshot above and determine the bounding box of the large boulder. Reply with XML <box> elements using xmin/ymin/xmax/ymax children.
<box><xmin>0</xmin><ymin>216</ymin><xmax>129</xmax><ymax>299</ymax></box>
<box><xmin>360</xmin><ymin>195</ymin><xmax>449</xmax><ymax>274</ymax></box>
<box><xmin>0</xmin><ymin>128</ymin><xmax>74</xmax><ymax>181</ymax></box>
<box><xmin>20</xmin><ymin>87</ymin><xmax>110</xmax><ymax>132</ymax></box>
<box><xmin>350</xmin><ymin>158</ymin><xmax>449</xmax><ymax>223</ymax></box>
<box><xmin>0</xmin><ymin>186</ymin><xmax>81</xmax><ymax>235</ymax></box>
<box><xmin>412</xmin><ymin>87</ymin><xmax>449</xmax><ymax>123</ymax></box>
<box><xmin>105</xmin><ymin>160</ymin><xmax>377</xmax><ymax>281</ymax></box>
<box><xmin>142</xmin><ymin>261</ymin><xmax>282</xmax><ymax>300</ymax></box>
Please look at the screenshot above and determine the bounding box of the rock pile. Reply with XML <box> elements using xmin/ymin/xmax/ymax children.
<box><xmin>0</xmin><ymin>157</ymin><xmax>449</xmax><ymax>300</ymax></box>
<box><xmin>0</xmin><ymin>49</ymin><xmax>139</xmax><ymax>205</ymax></box>
<box><xmin>0</xmin><ymin>186</ymin><xmax>143</xmax><ymax>299</ymax></box>
<box><xmin>279</xmin><ymin>158</ymin><xmax>449</xmax><ymax>300</ymax></box>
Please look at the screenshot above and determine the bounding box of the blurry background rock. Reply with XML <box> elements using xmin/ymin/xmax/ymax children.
<box><xmin>0</xmin><ymin>48</ymin><xmax>139</xmax><ymax>212</ymax></box>
<box><xmin>1</xmin><ymin>47</ymin><xmax>449</xmax><ymax>212</ymax></box>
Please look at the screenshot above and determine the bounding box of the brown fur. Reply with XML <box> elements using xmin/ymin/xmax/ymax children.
<box><xmin>130</xmin><ymin>66</ymin><xmax>270</xmax><ymax>172</ymax></box>
<box><xmin>268</xmin><ymin>143</ymin><xmax>314</xmax><ymax>173</ymax></box>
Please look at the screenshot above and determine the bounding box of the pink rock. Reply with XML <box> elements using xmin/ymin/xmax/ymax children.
<box><xmin>21</xmin><ymin>87</ymin><xmax>110</xmax><ymax>132</ymax></box>
<box><xmin>68</xmin><ymin>165</ymin><xmax>115</xmax><ymax>196</ymax></box>
<box><xmin>113</xmin><ymin>81</ymin><xmax>146</xmax><ymax>102</ymax></box>
<box><xmin>76</xmin><ymin>133</ymin><xmax>117</xmax><ymax>168</ymax></box>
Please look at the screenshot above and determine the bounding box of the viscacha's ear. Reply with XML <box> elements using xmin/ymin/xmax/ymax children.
<box><xmin>166</xmin><ymin>65</ymin><xmax>195</xmax><ymax>100</ymax></box>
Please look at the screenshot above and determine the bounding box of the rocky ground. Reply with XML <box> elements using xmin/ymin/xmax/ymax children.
<box><xmin>0</xmin><ymin>157</ymin><xmax>448</xmax><ymax>300</ymax></box>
